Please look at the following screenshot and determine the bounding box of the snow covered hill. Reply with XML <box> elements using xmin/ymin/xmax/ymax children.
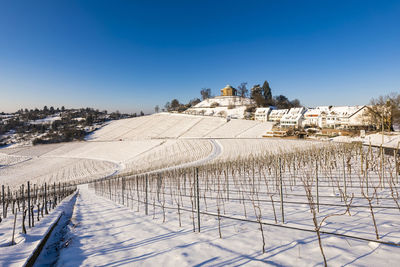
<box><xmin>1</xmin><ymin>112</ymin><xmax>398</xmax><ymax>267</ymax></box>
<box><xmin>90</xmin><ymin>113</ymin><xmax>274</xmax><ymax>140</ymax></box>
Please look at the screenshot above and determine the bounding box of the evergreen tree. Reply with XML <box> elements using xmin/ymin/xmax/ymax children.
<box><xmin>262</xmin><ymin>81</ymin><xmax>273</xmax><ymax>105</ymax></box>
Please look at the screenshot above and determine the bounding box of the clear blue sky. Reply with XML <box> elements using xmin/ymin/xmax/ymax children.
<box><xmin>1</xmin><ymin>0</ymin><xmax>399</xmax><ymax>113</ymax></box>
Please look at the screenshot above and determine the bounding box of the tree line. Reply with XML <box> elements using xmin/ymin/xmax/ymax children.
<box><xmin>0</xmin><ymin>106</ymin><xmax>139</xmax><ymax>146</ymax></box>
<box><xmin>158</xmin><ymin>80</ymin><xmax>301</xmax><ymax>113</ymax></box>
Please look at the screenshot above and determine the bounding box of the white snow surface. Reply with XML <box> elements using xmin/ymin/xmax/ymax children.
<box><xmin>0</xmin><ymin>113</ymin><xmax>277</xmax><ymax>186</ymax></box>
<box><xmin>0</xmin><ymin>192</ymin><xmax>77</xmax><ymax>267</ymax></box>
<box><xmin>55</xmin><ymin>184</ymin><xmax>400</xmax><ymax>266</ymax></box>
<box><xmin>91</xmin><ymin>113</ymin><xmax>274</xmax><ymax>140</ymax></box>
<box><xmin>333</xmin><ymin>132</ymin><xmax>400</xmax><ymax>148</ymax></box>
<box><xmin>3</xmin><ymin>113</ymin><xmax>398</xmax><ymax>266</ymax></box>
<box><xmin>30</xmin><ymin>115</ymin><xmax>61</xmax><ymax>125</ymax></box>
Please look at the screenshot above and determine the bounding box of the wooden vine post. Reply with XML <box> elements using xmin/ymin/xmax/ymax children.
<box><xmin>196</xmin><ymin>167</ymin><xmax>201</xmax><ymax>232</ymax></box>
<box><xmin>279</xmin><ymin>157</ymin><xmax>285</xmax><ymax>223</ymax></box>
<box><xmin>44</xmin><ymin>183</ymin><xmax>48</xmax><ymax>215</ymax></box>
<box><xmin>28</xmin><ymin>181</ymin><xmax>31</xmax><ymax>228</ymax></box>
<box><xmin>316</xmin><ymin>160</ymin><xmax>319</xmax><ymax>212</ymax></box>
<box><xmin>2</xmin><ymin>185</ymin><xmax>5</xmax><ymax>219</ymax></box>
<box><xmin>145</xmin><ymin>174</ymin><xmax>148</xmax><ymax>215</ymax></box>
<box><xmin>343</xmin><ymin>154</ymin><xmax>347</xmax><ymax>196</ymax></box>
<box><xmin>122</xmin><ymin>177</ymin><xmax>125</xmax><ymax>206</ymax></box>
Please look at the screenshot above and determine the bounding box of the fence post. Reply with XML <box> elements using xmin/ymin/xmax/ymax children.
<box><xmin>2</xmin><ymin>185</ymin><xmax>5</xmax><ymax>219</ymax></box>
<box><xmin>157</xmin><ymin>173</ymin><xmax>161</xmax><ymax>202</ymax></box>
<box><xmin>7</xmin><ymin>186</ymin><xmax>11</xmax><ymax>216</ymax></box>
<box><xmin>28</xmin><ymin>181</ymin><xmax>31</xmax><ymax>228</ymax></box>
<box><xmin>145</xmin><ymin>175</ymin><xmax>148</xmax><ymax>215</ymax></box>
<box><xmin>44</xmin><ymin>183</ymin><xmax>48</xmax><ymax>215</ymax></box>
<box><xmin>226</xmin><ymin>169</ymin><xmax>229</xmax><ymax>201</ymax></box>
<box><xmin>395</xmin><ymin>148</ymin><xmax>398</xmax><ymax>184</ymax></box>
<box><xmin>53</xmin><ymin>182</ymin><xmax>56</xmax><ymax>207</ymax></box>
<box><xmin>109</xmin><ymin>179</ymin><xmax>112</xmax><ymax>200</ymax></box>
<box><xmin>11</xmin><ymin>207</ymin><xmax>17</xmax><ymax>245</ymax></box>
<box><xmin>316</xmin><ymin>160</ymin><xmax>319</xmax><ymax>213</ymax></box>
<box><xmin>279</xmin><ymin>157</ymin><xmax>285</xmax><ymax>223</ymax></box>
<box><xmin>343</xmin><ymin>154</ymin><xmax>347</xmax><ymax>196</ymax></box>
<box><xmin>196</xmin><ymin>167</ymin><xmax>200</xmax><ymax>232</ymax></box>
<box><xmin>22</xmin><ymin>184</ymin><xmax>25</xmax><ymax>215</ymax></box>
<box><xmin>122</xmin><ymin>178</ymin><xmax>125</xmax><ymax>206</ymax></box>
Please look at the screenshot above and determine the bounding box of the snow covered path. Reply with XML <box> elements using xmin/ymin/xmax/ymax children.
<box><xmin>57</xmin><ymin>185</ymin><xmax>272</xmax><ymax>266</ymax></box>
<box><xmin>56</xmin><ymin>185</ymin><xmax>400</xmax><ymax>266</ymax></box>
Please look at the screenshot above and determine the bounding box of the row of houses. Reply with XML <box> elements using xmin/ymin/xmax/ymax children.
<box><xmin>255</xmin><ymin>105</ymin><xmax>373</xmax><ymax>129</ymax></box>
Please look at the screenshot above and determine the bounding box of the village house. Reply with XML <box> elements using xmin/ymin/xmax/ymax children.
<box><xmin>302</xmin><ymin>106</ymin><xmax>330</xmax><ymax>128</ymax></box>
<box><xmin>268</xmin><ymin>109</ymin><xmax>288</xmax><ymax>123</ymax></box>
<box><xmin>302</xmin><ymin>105</ymin><xmax>372</xmax><ymax>129</ymax></box>
<box><xmin>254</xmin><ymin>107</ymin><xmax>275</xmax><ymax>122</ymax></box>
<box><xmin>280</xmin><ymin>107</ymin><xmax>306</xmax><ymax>128</ymax></box>
<box><xmin>326</xmin><ymin>106</ymin><xmax>368</xmax><ymax>129</ymax></box>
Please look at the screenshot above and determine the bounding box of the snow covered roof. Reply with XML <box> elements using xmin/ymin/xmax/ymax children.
<box><xmin>287</xmin><ymin>107</ymin><xmax>306</xmax><ymax>115</ymax></box>
<box><xmin>328</xmin><ymin>106</ymin><xmax>365</xmax><ymax>118</ymax></box>
<box><xmin>269</xmin><ymin>109</ymin><xmax>288</xmax><ymax>116</ymax></box>
<box><xmin>303</xmin><ymin>106</ymin><xmax>366</xmax><ymax>119</ymax></box>
<box><xmin>255</xmin><ymin>107</ymin><xmax>272</xmax><ymax>114</ymax></box>
<box><xmin>304</xmin><ymin>106</ymin><xmax>329</xmax><ymax>117</ymax></box>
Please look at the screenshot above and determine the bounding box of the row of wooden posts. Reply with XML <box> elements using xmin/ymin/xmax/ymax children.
<box><xmin>1</xmin><ymin>182</ymin><xmax>76</xmax><ymax>245</ymax></box>
<box><xmin>95</xmin><ymin>163</ymin><xmax>287</xmax><ymax>232</ymax></box>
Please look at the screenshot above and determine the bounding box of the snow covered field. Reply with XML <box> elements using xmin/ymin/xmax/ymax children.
<box><xmin>1</xmin><ymin>113</ymin><xmax>399</xmax><ymax>266</ymax></box>
<box><xmin>333</xmin><ymin>132</ymin><xmax>400</xmax><ymax>149</ymax></box>
<box><xmin>214</xmin><ymin>139</ymin><xmax>321</xmax><ymax>161</ymax></box>
<box><xmin>0</xmin><ymin>113</ymin><xmax>277</xmax><ymax>186</ymax></box>
<box><xmin>75</xmin><ymin>144</ymin><xmax>400</xmax><ymax>266</ymax></box>
<box><xmin>91</xmin><ymin>113</ymin><xmax>274</xmax><ymax>140</ymax></box>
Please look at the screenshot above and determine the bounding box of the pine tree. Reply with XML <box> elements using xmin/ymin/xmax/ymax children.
<box><xmin>262</xmin><ymin>81</ymin><xmax>273</xmax><ymax>106</ymax></box>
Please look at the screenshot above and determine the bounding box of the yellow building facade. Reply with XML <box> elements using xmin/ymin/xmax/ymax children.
<box><xmin>220</xmin><ymin>85</ymin><xmax>237</xmax><ymax>96</ymax></box>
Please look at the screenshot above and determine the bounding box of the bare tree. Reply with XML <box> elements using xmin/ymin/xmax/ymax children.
<box><xmin>200</xmin><ymin>88</ymin><xmax>212</xmax><ymax>100</ymax></box>
<box><xmin>237</xmin><ymin>82</ymin><xmax>248</xmax><ymax>98</ymax></box>
<box><xmin>367</xmin><ymin>92</ymin><xmax>400</xmax><ymax>130</ymax></box>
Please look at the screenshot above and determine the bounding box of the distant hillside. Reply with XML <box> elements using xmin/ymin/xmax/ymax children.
<box><xmin>90</xmin><ymin>113</ymin><xmax>274</xmax><ymax>141</ymax></box>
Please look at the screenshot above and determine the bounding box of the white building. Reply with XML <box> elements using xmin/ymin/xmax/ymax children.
<box><xmin>346</xmin><ymin>106</ymin><xmax>372</xmax><ymax>128</ymax></box>
<box><xmin>303</xmin><ymin>106</ymin><xmax>330</xmax><ymax>128</ymax></box>
<box><xmin>326</xmin><ymin>106</ymin><xmax>367</xmax><ymax>129</ymax></box>
<box><xmin>280</xmin><ymin>107</ymin><xmax>306</xmax><ymax>128</ymax></box>
<box><xmin>302</xmin><ymin>105</ymin><xmax>371</xmax><ymax>129</ymax></box>
<box><xmin>268</xmin><ymin>109</ymin><xmax>288</xmax><ymax>123</ymax></box>
<box><xmin>254</xmin><ymin>107</ymin><xmax>274</xmax><ymax>122</ymax></box>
